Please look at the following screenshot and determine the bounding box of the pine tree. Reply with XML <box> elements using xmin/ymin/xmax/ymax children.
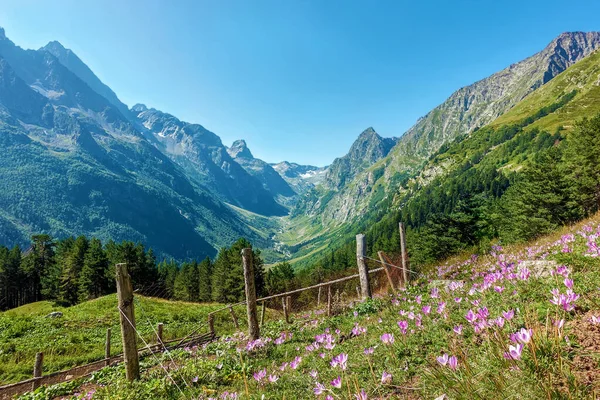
<box><xmin>59</xmin><ymin>236</ymin><xmax>88</xmax><ymax>305</ymax></box>
<box><xmin>197</xmin><ymin>257</ymin><xmax>213</xmax><ymax>302</ymax></box>
<box><xmin>78</xmin><ymin>238</ymin><xmax>109</xmax><ymax>302</ymax></box>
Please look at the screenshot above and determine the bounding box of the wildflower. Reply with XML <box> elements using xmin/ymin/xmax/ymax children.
<box><xmin>268</xmin><ymin>374</ymin><xmax>279</xmax><ymax>383</ymax></box>
<box><xmin>279</xmin><ymin>362</ymin><xmax>288</xmax><ymax>371</ymax></box>
<box><xmin>454</xmin><ymin>297</ymin><xmax>463</xmax><ymax>303</ymax></box>
<box><xmin>380</xmin><ymin>333</ymin><xmax>395</xmax><ymax>344</ymax></box>
<box><xmin>564</xmin><ymin>278</ymin><xmax>574</xmax><ymax>289</ymax></box>
<box><xmin>502</xmin><ymin>310</ymin><xmax>514</xmax><ymax>320</ymax></box>
<box><xmin>253</xmin><ymin>369</ymin><xmax>266</xmax><ymax>382</ymax></box>
<box><xmin>465</xmin><ymin>309</ymin><xmax>477</xmax><ymax>323</ymax></box>
<box><xmin>330</xmin><ymin>353</ymin><xmax>348</xmax><ymax>370</ymax></box>
<box><xmin>364</xmin><ymin>347</ymin><xmax>374</xmax><ymax>355</ymax></box>
<box><xmin>453</xmin><ymin>325</ymin><xmax>463</xmax><ymax>335</ymax></box>
<box><xmin>354</xmin><ymin>389</ymin><xmax>368</xmax><ymax>400</ymax></box>
<box><xmin>590</xmin><ymin>315</ymin><xmax>600</xmax><ymax>324</ymax></box>
<box><xmin>381</xmin><ymin>371</ymin><xmax>392</xmax><ymax>384</ymax></box>
<box><xmin>437</xmin><ymin>302</ymin><xmax>446</xmax><ymax>314</ymax></box>
<box><xmin>519</xmin><ymin>268</ymin><xmax>530</xmax><ymax>280</ymax></box>
<box><xmin>448</xmin><ymin>355</ymin><xmax>458</xmax><ymax>370</ymax></box>
<box><xmin>437</xmin><ymin>353</ymin><xmax>449</xmax><ymax>366</ymax></box>
<box><xmin>309</xmin><ymin>370</ymin><xmax>318</xmax><ymax>379</ymax></box>
<box><xmin>331</xmin><ymin>376</ymin><xmax>342</xmax><ymax>389</ymax></box>
<box><xmin>515</xmin><ymin>328</ymin><xmax>532</xmax><ymax>344</ymax></box>
<box><xmin>290</xmin><ymin>356</ymin><xmax>302</xmax><ymax>369</ymax></box>
<box><xmin>192</xmin><ymin>376</ymin><xmax>199</xmax><ymax>383</ymax></box>
<box><xmin>397</xmin><ymin>320</ymin><xmax>408</xmax><ymax>334</ymax></box>
<box><xmin>554</xmin><ymin>319</ymin><xmax>565</xmax><ymax>329</ymax></box>
<box><xmin>314</xmin><ymin>382</ymin><xmax>326</xmax><ymax>395</ymax></box>
<box><xmin>431</xmin><ymin>287</ymin><xmax>440</xmax><ymax>299</ymax></box>
<box><xmin>422</xmin><ymin>305</ymin><xmax>432</xmax><ymax>314</ymax></box>
<box><xmin>504</xmin><ymin>343</ymin><xmax>523</xmax><ymax>360</ymax></box>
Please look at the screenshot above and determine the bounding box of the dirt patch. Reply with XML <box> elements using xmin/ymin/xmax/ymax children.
<box><xmin>570</xmin><ymin>310</ymin><xmax>600</xmax><ymax>391</ymax></box>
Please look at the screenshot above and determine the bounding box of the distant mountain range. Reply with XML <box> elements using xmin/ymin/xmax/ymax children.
<box><xmin>1</xmin><ymin>26</ymin><xmax>600</xmax><ymax>264</ymax></box>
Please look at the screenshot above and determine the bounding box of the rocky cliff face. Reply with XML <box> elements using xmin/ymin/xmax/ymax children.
<box><xmin>271</xmin><ymin>161</ymin><xmax>327</xmax><ymax>194</ymax></box>
<box><xmin>226</xmin><ymin>139</ymin><xmax>296</xmax><ymax>201</ymax></box>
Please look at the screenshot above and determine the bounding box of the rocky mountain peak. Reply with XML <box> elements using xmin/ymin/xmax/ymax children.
<box><xmin>0</xmin><ymin>27</ymin><xmax>6</xmax><ymax>40</ymax></box>
<box><xmin>131</xmin><ymin>103</ymin><xmax>149</xmax><ymax>113</ymax></box>
<box><xmin>228</xmin><ymin>139</ymin><xmax>254</xmax><ymax>159</ymax></box>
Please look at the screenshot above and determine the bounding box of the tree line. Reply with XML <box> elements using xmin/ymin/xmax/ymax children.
<box><xmin>0</xmin><ymin>235</ymin><xmax>299</xmax><ymax>311</ymax></box>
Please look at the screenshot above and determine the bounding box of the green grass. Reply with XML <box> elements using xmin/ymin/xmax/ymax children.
<box><xmin>0</xmin><ymin>295</ymin><xmax>257</xmax><ymax>385</ymax></box>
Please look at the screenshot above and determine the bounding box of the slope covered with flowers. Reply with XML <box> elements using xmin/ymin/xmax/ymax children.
<box><xmin>22</xmin><ymin>218</ymin><xmax>600</xmax><ymax>400</ymax></box>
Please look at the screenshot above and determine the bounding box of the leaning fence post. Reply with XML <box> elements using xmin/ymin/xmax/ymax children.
<box><xmin>356</xmin><ymin>234</ymin><xmax>372</xmax><ymax>299</ymax></box>
<box><xmin>116</xmin><ymin>263</ymin><xmax>140</xmax><ymax>381</ymax></box>
<box><xmin>327</xmin><ymin>285</ymin><xmax>332</xmax><ymax>317</ymax></box>
<box><xmin>260</xmin><ymin>301</ymin><xmax>266</xmax><ymax>326</ymax></box>
<box><xmin>105</xmin><ymin>328</ymin><xmax>111</xmax><ymax>366</ymax></box>
<box><xmin>242</xmin><ymin>248</ymin><xmax>260</xmax><ymax>340</ymax></box>
<box><xmin>32</xmin><ymin>352</ymin><xmax>43</xmax><ymax>390</ymax></box>
<box><xmin>399</xmin><ymin>223</ymin><xmax>409</xmax><ymax>286</ymax></box>
<box><xmin>229</xmin><ymin>305</ymin><xmax>240</xmax><ymax>330</ymax></box>
<box><xmin>282</xmin><ymin>297</ymin><xmax>290</xmax><ymax>323</ymax></box>
<box><xmin>378</xmin><ymin>250</ymin><xmax>397</xmax><ymax>291</ymax></box>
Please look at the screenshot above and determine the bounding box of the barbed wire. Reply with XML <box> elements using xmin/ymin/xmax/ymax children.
<box><xmin>117</xmin><ymin>306</ymin><xmax>188</xmax><ymax>399</ymax></box>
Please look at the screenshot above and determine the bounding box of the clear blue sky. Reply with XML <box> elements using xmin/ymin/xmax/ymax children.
<box><xmin>1</xmin><ymin>0</ymin><xmax>599</xmax><ymax>166</ymax></box>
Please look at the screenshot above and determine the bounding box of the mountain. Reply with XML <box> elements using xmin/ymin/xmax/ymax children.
<box><xmin>271</xmin><ymin>161</ymin><xmax>327</xmax><ymax>194</ymax></box>
<box><xmin>131</xmin><ymin>105</ymin><xmax>287</xmax><ymax>216</ymax></box>
<box><xmin>283</xmin><ymin>31</ymin><xmax>600</xmax><ymax>266</ymax></box>
<box><xmin>39</xmin><ymin>40</ymin><xmax>131</xmax><ymax>119</ymax></box>
<box><xmin>322</xmin><ymin>127</ymin><xmax>397</xmax><ymax>190</ymax></box>
<box><xmin>226</xmin><ymin>139</ymin><xmax>296</xmax><ymax>202</ymax></box>
<box><xmin>0</xmin><ymin>29</ymin><xmax>272</xmax><ymax>260</ymax></box>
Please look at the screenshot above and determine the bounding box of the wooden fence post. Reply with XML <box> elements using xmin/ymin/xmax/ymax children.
<box><xmin>356</xmin><ymin>234</ymin><xmax>372</xmax><ymax>299</ymax></box>
<box><xmin>355</xmin><ymin>286</ymin><xmax>360</xmax><ymax>298</ymax></box>
<box><xmin>229</xmin><ymin>305</ymin><xmax>240</xmax><ymax>330</ymax></box>
<box><xmin>208</xmin><ymin>314</ymin><xmax>215</xmax><ymax>336</ymax></box>
<box><xmin>260</xmin><ymin>301</ymin><xmax>266</xmax><ymax>326</ymax></box>
<box><xmin>399</xmin><ymin>223</ymin><xmax>409</xmax><ymax>286</ymax></box>
<box><xmin>378</xmin><ymin>251</ymin><xmax>397</xmax><ymax>291</ymax></box>
<box><xmin>282</xmin><ymin>297</ymin><xmax>290</xmax><ymax>323</ymax></box>
<box><xmin>105</xmin><ymin>328</ymin><xmax>111</xmax><ymax>366</ymax></box>
<box><xmin>286</xmin><ymin>296</ymin><xmax>291</xmax><ymax>314</ymax></box>
<box><xmin>327</xmin><ymin>285</ymin><xmax>332</xmax><ymax>317</ymax></box>
<box><xmin>317</xmin><ymin>286</ymin><xmax>322</xmax><ymax>306</ymax></box>
<box><xmin>242</xmin><ymin>248</ymin><xmax>260</xmax><ymax>340</ymax></box>
<box><xmin>157</xmin><ymin>323</ymin><xmax>164</xmax><ymax>344</ymax></box>
<box><xmin>32</xmin><ymin>352</ymin><xmax>43</xmax><ymax>390</ymax></box>
<box><xmin>116</xmin><ymin>263</ymin><xmax>140</xmax><ymax>382</ymax></box>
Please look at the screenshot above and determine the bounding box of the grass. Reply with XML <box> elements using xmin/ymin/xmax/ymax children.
<box><xmin>15</xmin><ymin>214</ymin><xmax>600</xmax><ymax>399</ymax></box>
<box><xmin>0</xmin><ymin>295</ymin><xmax>269</xmax><ymax>385</ymax></box>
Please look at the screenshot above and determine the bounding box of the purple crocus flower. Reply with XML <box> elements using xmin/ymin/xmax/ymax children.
<box><xmin>381</xmin><ymin>371</ymin><xmax>392</xmax><ymax>384</ymax></box>
<box><xmin>314</xmin><ymin>382</ymin><xmax>326</xmax><ymax>395</ymax></box>
<box><xmin>364</xmin><ymin>347</ymin><xmax>374</xmax><ymax>355</ymax></box>
<box><xmin>253</xmin><ymin>369</ymin><xmax>266</xmax><ymax>382</ymax></box>
<box><xmin>465</xmin><ymin>309</ymin><xmax>477</xmax><ymax>323</ymax></box>
<box><xmin>331</xmin><ymin>376</ymin><xmax>342</xmax><ymax>389</ymax></box>
<box><xmin>453</xmin><ymin>325</ymin><xmax>463</xmax><ymax>335</ymax></box>
<box><xmin>422</xmin><ymin>305</ymin><xmax>432</xmax><ymax>315</ymax></box>
<box><xmin>268</xmin><ymin>374</ymin><xmax>279</xmax><ymax>383</ymax></box>
<box><xmin>504</xmin><ymin>343</ymin><xmax>523</xmax><ymax>360</ymax></box>
<box><xmin>380</xmin><ymin>333</ymin><xmax>395</xmax><ymax>345</ymax></box>
<box><xmin>448</xmin><ymin>355</ymin><xmax>458</xmax><ymax>370</ymax></box>
<box><xmin>437</xmin><ymin>353</ymin><xmax>449</xmax><ymax>366</ymax></box>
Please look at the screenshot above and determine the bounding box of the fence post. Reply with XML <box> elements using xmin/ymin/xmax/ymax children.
<box><xmin>157</xmin><ymin>323</ymin><xmax>164</xmax><ymax>344</ymax></box>
<box><xmin>31</xmin><ymin>352</ymin><xmax>43</xmax><ymax>390</ymax></box>
<box><xmin>260</xmin><ymin>301</ymin><xmax>266</xmax><ymax>326</ymax></box>
<box><xmin>356</xmin><ymin>234</ymin><xmax>372</xmax><ymax>299</ymax></box>
<box><xmin>327</xmin><ymin>285</ymin><xmax>332</xmax><ymax>317</ymax></box>
<box><xmin>229</xmin><ymin>305</ymin><xmax>240</xmax><ymax>330</ymax></box>
<box><xmin>105</xmin><ymin>328</ymin><xmax>111</xmax><ymax>366</ymax></box>
<box><xmin>378</xmin><ymin>251</ymin><xmax>397</xmax><ymax>291</ymax></box>
<box><xmin>317</xmin><ymin>286</ymin><xmax>322</xmax><ymax>306</ymax></box>
<box><xmin>282</xmin><ymin>297</ymin><xmax>290</xmax><ymax>323</ymax></box>
<box><xmin>399</xmin><ymin>223</ymin><xmax>409</xmax><ymax>286</ymax></box>
<box><xmin>208</xmin><ymin>314</ymin><xmax>215</xmax><ymax>337</ymax></box>
<box><xmin>355</xmin><ymin>286</ymin><xmax>360</xmax><ymax>299</ymax></box>
<box><xmin>242</xmin><ymin>248</ymin><xmax>260</xmax><ymax>340</ymax></box>
<box><xmin>286</xmin><ymin>296</ymin><xmax>291</xmax><ymax>316</ymax></box>
<box><xmin>116</xmin><ymin>263</ymin><xmax>140</xmax><ymax>382</ymax></box>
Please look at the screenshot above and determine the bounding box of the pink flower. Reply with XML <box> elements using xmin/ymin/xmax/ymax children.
<box><xmin>422</xmin><ymin>305</ymin><xmax>431</xmax><ymax>314</ymax></box>
<box><xmin>192</xmin><ymin>376</ymin><xmax>199</xmax><ymax>383</ymax></box>
<box><xmin>330</xmin><ymin>353</ymin><xmax>348</xmax><ymax>370</ymax></box>
<box><xmin>290</xmin><ymin>356</ymin><xmax>302</xmax><ymax>369</ymax></box>
<box><xmin>590</xmin><ymin>315</ymin><xmax>600</xmax><ymax>325</ymax></box>
<box><xmin>309</xmin><ymin>370</ymin><xmax>318</xmax><ymax>379</ymax></box>
<box><xmin>314</xmin><ymin>382</ymin><xmax>326</xmax><ymax>395</ymax></box>
<box><xmin>502</xmin><ymin>310</ymin><xmax>515</xmax><ymax>320</ymax></box>
<box><xmin>465</xmin><ymin>309</ymin><xmax>477</xmax><ymax>323</ymax></box>
<box><xmin>354</xmin><ymin>389</ymin><xmax>368</xmax><ymax>400</ymax></box>
<box><xmin>397</xmin><ymin>320</ymin><xmax>409</xmax><ymax>334</ymax></box>
<box><xmin>253</xmin><ymin>369</ymin><xmax>266</xmax><ymax>382</ymax></box>
<box><xmin>437</xmin><ymin>353</ymin><xmax>449</xmax><ymax>366</ymax></box>
<box><xmin>431</xmin><ymin>287</ymin><xmax>440</xmax><ymax>298</ymax></box>
<box><xmin>564</xmin><ymin>278</ymin><xmax>574</xmax><ymax>289</ymax></box>
<box><xmin>364</xmin><ymin>347</ymin><xmax>374</xmax><ymax>355</ymax></box>
<box><xmin>448</xmin><ymin>355</ymin><xmax>458</xmax><ymax>370</ymax></box>
<box><xmin>268</xmin><ymin>374</ymin><xmax>279</xmax><ymax>383</ymax></box>
<box><xmin>453</xmin><ymin>325</ymin><xmax>463</xmax><ymax>335</ymax></box>
<box><xmin>381</xmin><ymin>371</ymin><xmax>392</xmax><ymax>384</ymax></box>
<box><xmin>331</xmin><ymin>376</ymin><xmax>342</xmax><ymax>389</ymax></box>
<box><xmin>515</xmin><ymin>328</ymin><xmax>532</xmax><ymax>344</ymax></box>
<box><xmin>504</xmin><ymin>343</ymin><xmax>523</xmax><ymax>360</ymax></box>
<box><xmin>380</xmin><ymin>333</ymin><xmax>395</xmax><ymax>345</ymax></box>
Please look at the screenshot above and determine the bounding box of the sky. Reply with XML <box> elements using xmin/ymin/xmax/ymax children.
<box><xmin>0</xmin><ymin>0</ymin><xmax>599</xmax><ymax>166</ymax></box>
